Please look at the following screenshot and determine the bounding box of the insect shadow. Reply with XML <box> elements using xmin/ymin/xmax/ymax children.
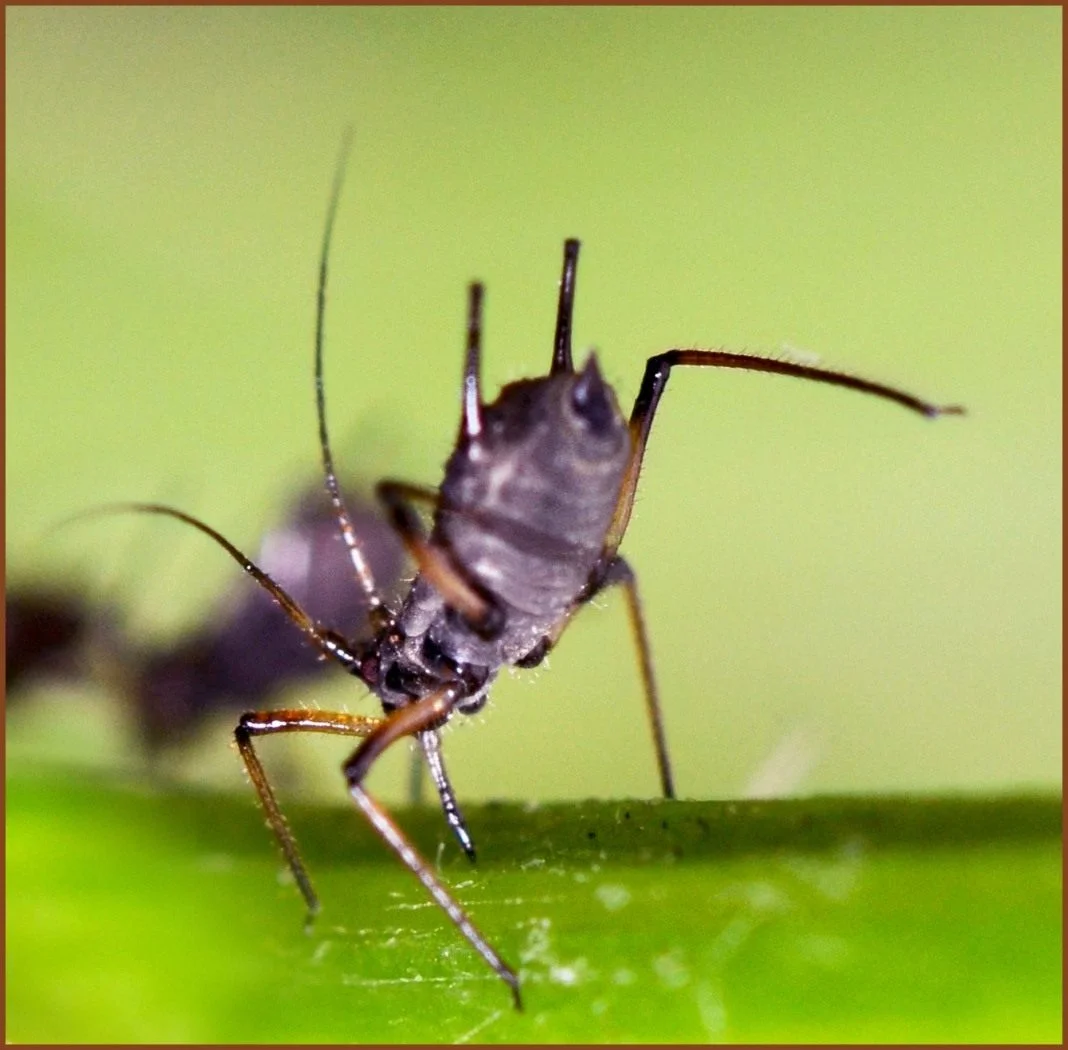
<box><xmin>77</xmin><ymin>135</ymin><xmax>963</xmax><ymax>1009</ymax></box>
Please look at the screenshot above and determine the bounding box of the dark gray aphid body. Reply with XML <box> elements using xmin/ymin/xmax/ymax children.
<box><xmin>371</xmin><ymin>364</ymin><xmax>629</xmax><ymax>715</ymax></box>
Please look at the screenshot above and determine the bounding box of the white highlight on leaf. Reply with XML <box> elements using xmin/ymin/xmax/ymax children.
<box><xmin>452</xmin><ymin>1009</ymin><xmax>503</xmax><ymax>1044</ymax></box>
<box><xmin>517</xmin><ymin>916</ymin><xmax>595</xmax><ymax>987</ymax></box>
<box><xmin>741</xmin><ymin>728</ymin><xmax>822</xmax><ymax>799</ymax></box>
<box><xmin>707</xmin><ymin>914</ymin><xmax>755</xmax><ymax>967</ymax></box>
<box><xmin>594</xmin><ymin>883</ymin><xmax>632</xmax><ymax>912</ymax></box>
<box><xmin>339</xmin><ymin>973</ymin><xmax>494</xmax><ymax>988</ymax></box>
<box><xmin>783</xmin><ymin>837</ymin><xmax>865</xmax><ymax>901</ymax></box>
<box><xmin>548</xmin><ymin>960</ymin><xmax>591</xmax><ymax>986</ymax></box>
<box><xmin>696</xmin><ymin>981</ymin><xmax>728</xmax><ymax>1039</ymax></box>
<box><xmin>653</xmin><ymin>948</ymin><xmax>690</xmax><ymax>989</ymax></box>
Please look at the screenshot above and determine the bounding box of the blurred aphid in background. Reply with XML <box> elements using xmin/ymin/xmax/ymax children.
<box><xmin>125</xmin><ymin>485</ymin><xmax>405</xmax><ymax>754</ymax></box>
<box><xmin>5</xmin><ymin>486</ymin><xmax>405</xmax><ymax>758</ymax></box>
<box><xmin>5</xmin><ymin>586</ymin><xmax>114</xmax><ymax>695</ymax></box>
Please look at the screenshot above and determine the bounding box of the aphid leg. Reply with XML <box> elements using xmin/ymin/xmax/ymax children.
<box><xmin>510</xmin><ymin>555</ymin><xmax>674</xmax><ymax>797</ymax></box>
<box><xmin>419</xmin><ymin>728</ymin><xmax>477</xmax><ymax>861</ymax></box>
<box><xmin>593</xmin><ymin>556</ymin><xmax>675</xmax><ymax>799</ymax></box>
<box><xmin>342</xmin><ymin>688</ymin><xmax>522</xmax><ymax>1010</ymax></box>
<box><xmin>549</xmin><ymin>238</ymin><xmax>580</xmax><ymax>376</ymax></box>
<box><xmin>355</xmin><ymin>479</ymin><xmax>477</xmax><ymax>827</ymax></box>
<box><xmin>234</xmin><ymin>709</ymin><xmax>381</xmax><ymax>925</ymax></box>
<box><xmin>400</xmin><ymin>727</ymin><xmax>475</xmax><ymax>863</ymax></box>
<box><xmin>606</xmin><ymin>349</ymin><xmax>966</xmax><ymax>554</ymax></box>
<box><xmin>376</xmin><ymin>480</ymin><xmax>502</xmax><ymax>636</ymax></box>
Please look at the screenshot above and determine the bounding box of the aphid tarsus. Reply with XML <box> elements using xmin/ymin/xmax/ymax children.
<box><xmin>93</xmin><ymin>137</ymin><xmax>963</xmax><ymax>1009</ymax></box>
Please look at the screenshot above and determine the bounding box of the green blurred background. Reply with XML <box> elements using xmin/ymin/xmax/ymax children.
<box><xmin>6</xmin><ymin>8</ymin><xmax>1062</xmax><ymax>1043</ymax></box>
<box><xmin>7</xmin><ymin>7</ymin><xmax>1061</xmax><ymax>804</ymax></box>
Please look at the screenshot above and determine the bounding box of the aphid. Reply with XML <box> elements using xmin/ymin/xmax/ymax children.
<box><xmin>90</xmin><ymin>137</ymin><xmax>963</xmax><ymax>1009</ymax></box>
<box><xmin>5</xmin><ymin>587</ymin><xmax>101</xmax><ymax>695</ymax></box>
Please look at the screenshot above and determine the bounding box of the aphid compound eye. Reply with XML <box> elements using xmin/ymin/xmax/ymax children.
<box><xmin>87</xmin><ymin>135</ymin><xmax>961</xmax><ymax>1013</ymax></box>
<box><xmin>570</xmin><ymin>353</ymin><xmax>617</xmax><ymax>435</ymax></box>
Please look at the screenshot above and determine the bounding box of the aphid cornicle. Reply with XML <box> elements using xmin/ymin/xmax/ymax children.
<box><xmin>102</xmin><ymin>137</ymin><xmax>963</xmax><ymax>1009</ymax></box>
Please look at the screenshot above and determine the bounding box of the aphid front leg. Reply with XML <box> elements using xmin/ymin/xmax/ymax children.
<box><xmin>341</xmin><ymin>687</ymin><xmax>523</xmax><ymax>1010</ymax></box>
<box><xmin>235</xmin><ymin>708</ymin><xmax>382</xmax><ymax>923</ymax></box>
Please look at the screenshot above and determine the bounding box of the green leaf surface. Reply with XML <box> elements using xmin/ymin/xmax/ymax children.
<box><xmin>7</xmin><ymin>769</ymin><xmax>1061</xmax><ymax>1043</ymax></box>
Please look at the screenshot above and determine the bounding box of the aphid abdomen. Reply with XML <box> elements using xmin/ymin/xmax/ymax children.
<box><xmin>437</xmin><ymin>497</ymin><xmax>600</xmax><ymax>616</ymax></box>
<box><xmin>437</xmin><ymin>367</ymin><xmax>630</xmax><ymax>625</ymax></box>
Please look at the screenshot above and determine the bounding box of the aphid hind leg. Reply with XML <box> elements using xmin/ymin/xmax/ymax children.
<box><xmin>513</xmin><ymin>555</ymin><xmax>674</xmax><ymax>799</ymax></box>
<box><xmin>234</xmin><ymin>708</ymin><xmax>382</xmax><ymax>923</ymax></box>
<box><xmin>605</xmin><ymin>349</ymin><xmax>966</xmax><ymax>556</ymax></box>
<box><xmin>593</xmin><ymin>556</ymin><xmax>675</xmax><ymax>799</ymax></box>
<box><xmin>342</xmin><ymin>688</ymin><xmax>522</xmax><ymax>1009</ymax></box>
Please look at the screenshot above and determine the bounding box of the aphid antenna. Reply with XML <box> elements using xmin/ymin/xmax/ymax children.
<box><xmin>314</xmin><ymin>127</ymin><xmax>389</xmax><ymax>628</ymax></box>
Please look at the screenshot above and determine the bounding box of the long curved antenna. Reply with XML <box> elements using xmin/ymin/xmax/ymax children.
<box><xmin>315</xmin><ymin>128</ymin><xmax>387</xmax><ymax>627</ymax></box>
<box><xmin>63</xmin><ymin>503</ymin><xmax>363</xmax><ymax>674</ymax></box>
<box><xmin>549</xmin><ymin>239</ymin><xmax>580</xmax><ymax>375</ymax></box>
